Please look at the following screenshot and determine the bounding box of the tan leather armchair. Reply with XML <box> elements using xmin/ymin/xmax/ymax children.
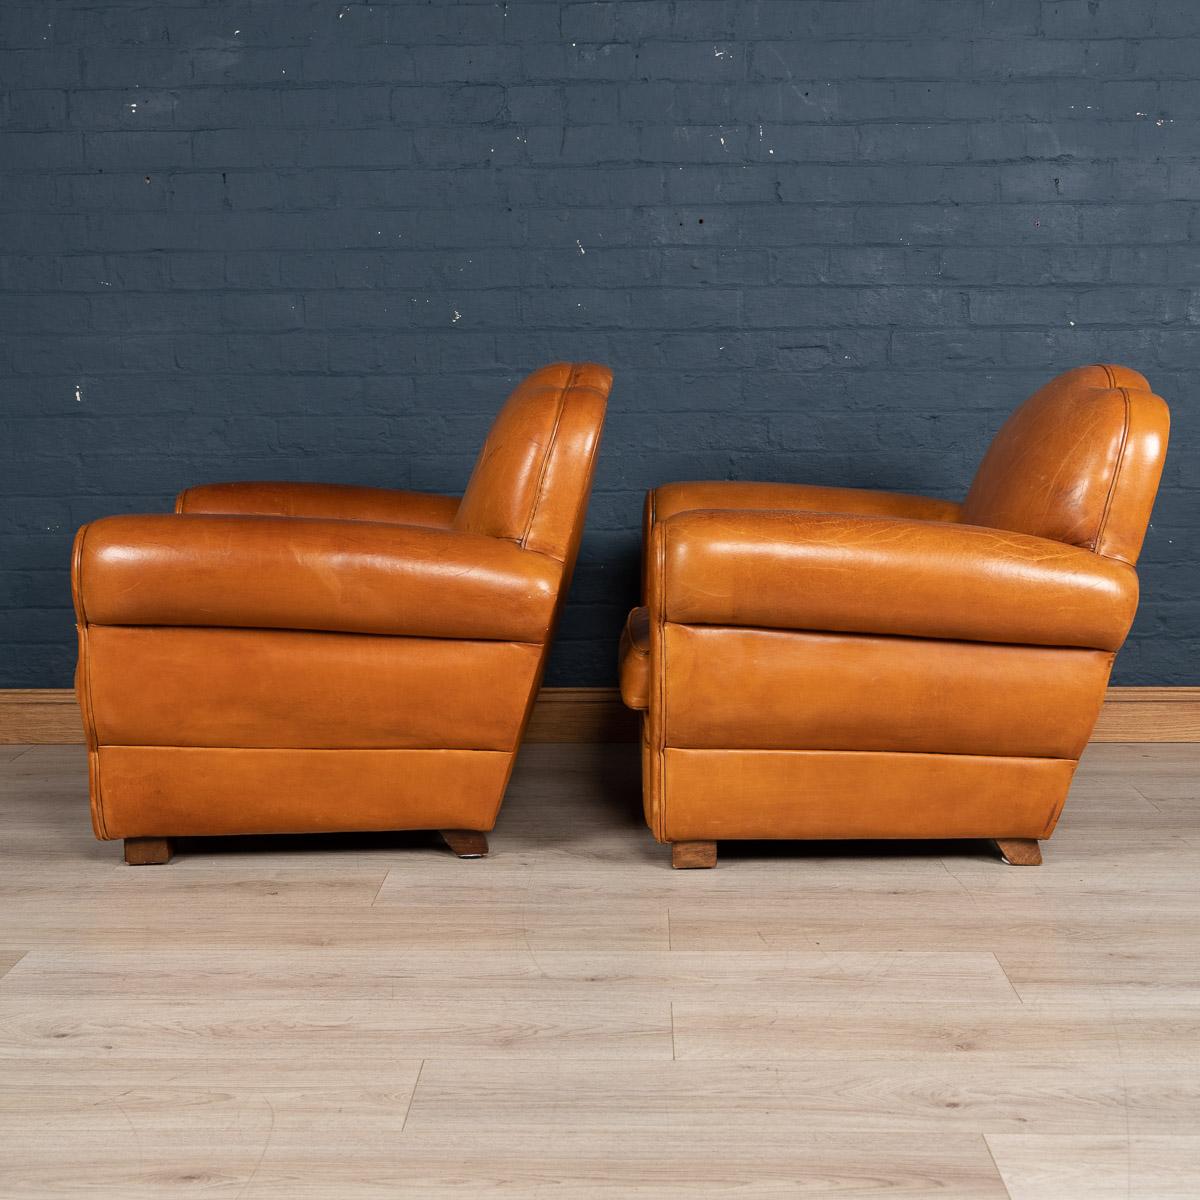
<box><xmin>620</xmin><ymin>365</ymin><xmax>1169</xmax><ymax>869</ymax></box>
<box><xmin>72</xmin><ymin>362</ymin><xmax>611</xmax><ymax>864</ymax></box>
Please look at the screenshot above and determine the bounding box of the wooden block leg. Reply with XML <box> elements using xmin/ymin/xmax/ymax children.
<box><xmin>440</xmin><ymin>829</ymin><xmax>489</xmax><ymax>859</ymax></box>
<box><xmin>124</xmin><ymin>837</ymin><xmax>173</xmax><ymax>866</ymax></box>
<box><xmin>993</xmin><ymin>837</ymin><xmax>1042</xmax><ymax>866</ymax></box>
<box><xmin>671</xmin><ymin>841</ymin><xmax>717</xmax><ymax>869</ymax></box>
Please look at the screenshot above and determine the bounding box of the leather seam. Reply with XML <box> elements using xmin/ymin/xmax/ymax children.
<box><xmin>520</xmin><ymin>363</ymin><xmax>579</xmax><ymax>551</ymax></box>
<box><xmin>1039</xmin><ymin>759</ymin><xmax>1077</xmax><ymax>837</ymax></box>
<box><xmin>1091</xmin><ymin>381</ymin><xmax>1131</xmax><ymax>557</ymax></box>
<box><xmin>72</xmin><ymin>525</ymin><xmax>109</xmax><ymax>838</ymax></box>
<box><xmin>72</xmin><ymin>522</ymin><xmax>89</xmax><ymax>626</ymax></box>
<box><xmin>659</xmin><ymin>746</ymin><xmax>1077</xmax><ymax>763</ymax></box>
<box><xmin>656</xmin><ymin>521</ymin><xmax>668</xmax><ymax>842</ymax></box>
<box><xmin>647</xmin><ymin>623</ymin><xmax>1121</xmax><ymax>653</ymax></box>
<box><xmin>79</xmin><ymin>634</ymin><xmax>107</xmax><ymax>838</ymax></box>
<box><xmin>78</xmin><ymin>624</ymin><xmax>548</xmax><ymax>647</ymax></box>
<box><xmin>84</xmin><ymin>662</ymin><xmax>106</xmax><ymax>838</ymax></box>
<box><xmin>76</xmin><ymin>527</ymin><xmax>105</xmax><ymax>836</ymax></box>
<box><xmin>91</xmin><ymin>746</ymin><xmax>107</xmax><ymax>841</ymax></box>
<box><xmin>98</xmin><ymin>746</ymin><xmax>512</xmax><ymax>754</ymax></box>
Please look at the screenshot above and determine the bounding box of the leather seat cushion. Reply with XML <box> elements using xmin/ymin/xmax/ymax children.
<box><xmin>649</xmin><ymin>481</ymin><xmax>961</xmax><ymax>525</ymax></box>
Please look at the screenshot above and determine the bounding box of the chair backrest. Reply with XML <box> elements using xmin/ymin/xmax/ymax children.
<box><xmin>454</xmin><ymin>362</ymin><xmax>611</xmax><ymax>563</ymax></box>
<box><xmin>960</xmin><ymin>364</ymin><xmax>1169</xmax><ymax>565</ymax></box>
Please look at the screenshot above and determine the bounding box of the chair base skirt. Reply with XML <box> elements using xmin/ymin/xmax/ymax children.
<box><xmin>652</xmin><ymin>748</ymin><xmax>1075</xmax><ymax>844</ymax></box>
<box><xmin>89</xmin><ymin>746</ymin><xmax>513</xmax><ymax>842</ymax></box>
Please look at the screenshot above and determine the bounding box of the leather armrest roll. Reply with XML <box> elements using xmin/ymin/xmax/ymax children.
<box><xmin>74</xmin><ymin>514</ymin><xmax>560</xmax><ymax>642</ymax></box>
<box><xmin>618</xmin><ymin>606</ymin><xmax>650</xmax><ymax>710</ymax></box>
<box><xmin>654</xmin><ymin>508</ymin><xmax>1138</xmax><ymax>652</ymax></box>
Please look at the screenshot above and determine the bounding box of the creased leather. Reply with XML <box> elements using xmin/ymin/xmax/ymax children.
<box><xmin>77</xmin><ymin>514</ymin><xmax>562</xmax><ymax>642</ymax></box>
<box><xmin>627</xmin><ymin>363</ymin><xmax>1169</xmax><ymax>853</ymax></box>
<box><xmin>657</xmin><ymin>508</ymin><xmax>1138</xmax><ymax>652</ymax></box>
<box><xmin>962</xmin><ymin>364</ymin><xmax>1169</xmax><ymax>564</ymax></box>
<box><xmin>72</xmin><ymin>362</ymin><xmax>611</xmax><ymax>844</ymax></box>
<box><xmin>455</xmin><ymin>362</ymin><xmax>611</xmax><ymax>559</ymax></box>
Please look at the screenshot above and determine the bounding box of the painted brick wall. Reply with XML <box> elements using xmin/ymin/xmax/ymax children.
<box><xmin>1</xmin><ymin>0</ymin><xmax>1197</xmax><ymax>687</ymax></box>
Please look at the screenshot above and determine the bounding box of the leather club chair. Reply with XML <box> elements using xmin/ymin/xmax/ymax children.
<box><xmin>620</xmin><ymin>364</ymin><xmax>1169</xmax><ymax>869</ymax></box>
<box><xmin>72</xmin><ymin>362</ymin><xmax>611</xmax><ymax>864</ymax></box>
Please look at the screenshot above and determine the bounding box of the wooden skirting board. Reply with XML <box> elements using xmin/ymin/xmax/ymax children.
<box><xmin>1</xmin><ymin>686</ymin><xmax>1198</xmax><ymax>744</ymax></box>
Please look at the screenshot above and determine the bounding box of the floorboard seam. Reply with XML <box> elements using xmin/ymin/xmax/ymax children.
<box><xmin>992</xmin><ymin>953</ymin><xmax>1026</xmax><ymax>1005</ymax></box>
<box><xmin>981</xmin><ymin>1133</ymin><xmax>1015</xmax><ymax>1199</ymax></box>
<box><xmin>400</xmin><ymin>1059</ymin><xmax>425</xmax><ymax>1134</ymax></box>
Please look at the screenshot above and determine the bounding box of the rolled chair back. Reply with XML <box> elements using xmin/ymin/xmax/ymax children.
<box><xmin>961</xmin><ymin>363</ymin><xmax>1170</xmax><ymax>564</ymax></box>
<box><xmin>454</xmin><ymin>362</ymin><xmax>611</xmax><ymax>566</ymax></box>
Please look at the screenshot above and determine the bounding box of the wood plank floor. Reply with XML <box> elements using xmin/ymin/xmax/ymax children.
<box><xmin>0</xmin><ymin>742</ymin><xmax>1197</xmax><ymax>1198</ymax></box>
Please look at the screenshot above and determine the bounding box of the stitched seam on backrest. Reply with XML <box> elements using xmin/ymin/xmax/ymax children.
<box><xmin>1093</xmin><ymin>386</ymin><xmax>1131</xmax><ymax>556</ymax></box>
<box><xmin>656</xmin><ymin>522</ymin><xmax>668</xmax><ymax>842</ymax></box>
<box><xmin>519</xmin><ymin>363</ymin><xmax>579</xmax><ymax>551</ymax></box>
<box><xmin>72</xmin><ymin>523</ymin><xmax>89</xmax><ymax>625</ymax></box>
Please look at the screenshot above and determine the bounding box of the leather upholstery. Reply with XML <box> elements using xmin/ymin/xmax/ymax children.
<box><xmin>655</xmin><ymin>509</ymin><xmax>1138</xmax><ymax>651</ymax></box>
<box><xmin>92</xmin><ymin>746</ymin><xmax>514</xmax><ymax>840</ymax></box>
<box><xmin>658</xmin><ymin>750</ymin><xmax>1076</xmax><ymax>842</ymax></box>
<box><xmin>176</xmin><ymin>481</ymin><xmax>461</xmax><ymax>528</ymax></box>
<box><xmin>649</xmin><ymin>481</ymin><xmax>962</xmax><ymax>526</ymax></box>
<box><xmin>75</xmin><ymin>515</ymin><xmax>560</xmax><ymax>642</ymax></box>
<box><xmin>86</xmin><ymin>627</ymin><xmax>542</xmax><ymax>750</ymax></box>
<box><xmin>658</xmin><ymin>627</ymin><xmax>1111</xmax><ymax>760</ymax></box>
<box><xmin>623</xmin><ymin>365</ymin><xmax>1169</xmax><ymax>858</ymax></box>
<box><xmin>455</xmin><ymin>361</ymin><xmax>611</xmax><ymax>560</ymax></box>
<box><xmin>962</xmin><ymin>364</ymin><xmax>1169</xmax><ymax>564</ymax></box>
<box><xmin>73</xmin><ymin>362</ymin><xmax>611</xmax><ymax>848</ymax></box>
<box><xmin>618</xmin><ymin>606</ymin><xmax>650</xmax><ymax>711</ymax></box>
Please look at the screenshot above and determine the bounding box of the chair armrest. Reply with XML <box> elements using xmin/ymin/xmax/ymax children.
<box><xmin>652</xmin><ymin>508</ymin><xmax>1138</xmax><ymax>651</ymax></box>
<box><xmin>73</xmin><ymin>514</ymin><xmax>560</xmax><ymax>643</ymax></box>
<box><xmin>618</xmin><ymin>606</ymin><xmax>650</xmax><ymax>710</ymax></box>
<box><xmin>176</xmin><ymin>482</ymin><xmax>460</xmax><ymax>529</ymax></box>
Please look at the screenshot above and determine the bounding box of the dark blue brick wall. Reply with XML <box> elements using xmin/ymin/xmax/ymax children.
<box><xmin>1</xmin><ymin>0</ymin><xmax>1197</xmax><ymax>687</ymax></box>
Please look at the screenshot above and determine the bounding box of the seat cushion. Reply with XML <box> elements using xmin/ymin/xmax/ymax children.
<box><xmin>649</xmin><ymin>481</ymin><xmax>961</xmax><ymax>526</ymax></box>
<box><xmin>619</xmin><ymin>606</ymin><xmax>650</xmax><ymax>711</ymax></box>
<box><xmin>177</xmin><ymin>482</ymin><xmax>460</xmax><ymax>528</ymax></box>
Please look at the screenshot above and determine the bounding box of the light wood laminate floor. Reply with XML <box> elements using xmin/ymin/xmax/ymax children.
<box><xmin>0</xmin><ymin>741</ymin><xmax>1198</xmax><ymax>1198</ymax></box>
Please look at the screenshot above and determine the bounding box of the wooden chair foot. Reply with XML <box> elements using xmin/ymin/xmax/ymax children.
<box><xmin>440</xmin><ymin>830</ymin><xmax>489</xmax><ymax>859</ymax></box>
<box><xmin>993</xmin><ymin>838</ymin><xmax>1042</xmax><ymax>866</ymax></box>
<box><xmin>671</xmin><ymin>841</ymin><xmax>717</xmax><ymax>869</ymax></box>
<box><xmin>124</xmin><ymin>837</ymin><xmax>173</xmax><ymax>866</ymax></box>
